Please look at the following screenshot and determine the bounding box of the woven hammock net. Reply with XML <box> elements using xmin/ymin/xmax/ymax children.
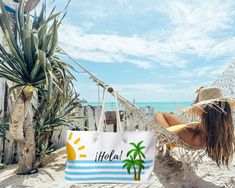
<box><xmin>62</xmin><ymin>49</ymin><xmax>235</xmax><ymax>168</ymax></box>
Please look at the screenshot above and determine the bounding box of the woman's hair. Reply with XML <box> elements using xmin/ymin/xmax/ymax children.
<box><xmin>202</xmin><ymin>101</ymin><xmax>234</xmax><ymax>167</ymax></box>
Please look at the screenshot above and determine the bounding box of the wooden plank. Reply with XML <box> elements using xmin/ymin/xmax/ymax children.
<box><xmin>5</xmin><ymin>83</ymin><xmax>28</xmax><ymax>164</ymax></box>
<box><xmin>75</xmin><ymin>107</ymin><xmax>86</xmax><ymax>130</ymax></box>
<box><xmin>124</xmin><ymin>111</ymin><xmax>134</xmax><ymax>131</ymax></box>
<box><xmin>0</xmin><ymin>78</ymin><xmax>5</xmax><ymax>163</ymax></box>
<box><xmin>105</xmin><ymin>111</ymin><xmax>115</xmax><ymax>132</ymax></box>
<box><xmin>122</xmin><ymin>111</ymin><xmax>128</xmax><ymax>131</ymax></box>
<box><xmin>0</xmin><ymin>78</ymin><xmax>5</xmax><ymax>118</ymax></box>
<box><xmin>1</xmin><ymin>81</ymin><xmax>17</xmax><ymax>164</ymax></box>
<box><xmin>51</xmin><ymin>128</ymin><xmax>61</xmax><ymax>149</ymax></box>
<box><xmin>0</xmin><ymin>138</ymin><xmax>2</xmax><ymax>163</ymax></box>
<box><xmin>85</xmin><ymin>106</ymin><xmax>96</xmax><ymax>131</ymax></box>
<box><xmin>3</xmin><ymin>131</ymin><xmax>15</xmax><ymax>164</ymax></box>
<box><xmin>51</xmin><ymin>125</ymin><xmax>69</xmax><ymax>149</ymax></box>
<box><xmin>57</xmin><ymin>126</ymin><xmax>69</xmax><ymax>149</ymax></box>
<box><xmin>94</xmin><ymin>106</ymin><xmax>101</xmax><ymax>130</ymax></box>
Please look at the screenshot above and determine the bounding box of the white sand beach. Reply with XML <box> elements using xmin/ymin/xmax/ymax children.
<box><xmin>0</xmin><ymin>147</ymin><xmax>234</xmax><ymax>188</ymax></box>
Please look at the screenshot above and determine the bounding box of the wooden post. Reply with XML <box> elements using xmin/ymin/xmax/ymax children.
<box><xmin>94</xmin><ymin>106</ymin><xmax>101</xmax><ymax>130</ymax></box>
<box><xmin>0</xmin><ymin>78</ymin><xmax>5</xmax><ymax>118</ymax></box>
<box><xmin>3</xmin><ymin>132</ymin><xmax>16</xmax><ymax>164</ymax></box>
<box><xmin>0</xmin><ymin>78</ymin><xmax>5</xmax><ymax>163</ymax></box>
<box><xmin>85</xmin><ymin>106</ymin><xmax>96</xmax><ymax>131</ymax></box>
<box><xmin>105</xmin><ymin>111</ymin><xmax>115</xmax><ymax>132</ymax></box>
<box><xmin>74</xmin><ymin>107</ymin><xmax>86</xmax><ymax>130</ymax></box>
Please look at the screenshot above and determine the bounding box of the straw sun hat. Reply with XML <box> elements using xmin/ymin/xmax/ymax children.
<box><xmin>183</xmin><ymin>86</ymin><xmax>235</xmax><ymax>115</ymax></box>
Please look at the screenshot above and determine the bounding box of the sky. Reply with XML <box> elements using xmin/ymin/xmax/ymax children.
<box><xmin>45</xmin><ymin>0</ymin><xmax>235</xmax><ymax>102</ymax></box>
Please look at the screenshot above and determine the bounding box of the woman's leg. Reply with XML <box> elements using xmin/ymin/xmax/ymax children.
<box><xmin>156</xmin><ymin>112</ymin><xmax>182</xmax><ymax>157</ymax></box>
<box><xmin>162</xmin><ymin>112</ymin><xmax>183</xmax><ymax>126</ymax></box>
<box><xmin>156</xmin><ymin>113</ymin><xmax>170</xmax><ymax>128</ymax></box>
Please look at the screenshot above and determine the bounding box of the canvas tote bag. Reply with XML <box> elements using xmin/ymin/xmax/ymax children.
<box><xmin>65</xmin><ymin>87</ymin><xmax>155</xmax><ymax>183</ymax></box>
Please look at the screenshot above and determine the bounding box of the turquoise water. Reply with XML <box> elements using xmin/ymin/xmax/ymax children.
<box><xmin>86</xmin><ymin>102</ymin><xmax>191</xmax><ymax>114</ymax></box>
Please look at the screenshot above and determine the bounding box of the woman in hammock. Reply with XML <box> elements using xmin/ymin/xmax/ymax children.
<box><xmin>156</xmin><ymin>86</ymin><xmax>235</xmax><ymax>167</ymax></box>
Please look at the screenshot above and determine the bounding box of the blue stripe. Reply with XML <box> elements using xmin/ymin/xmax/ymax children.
<box><xmin>4</xmin><ymin>4</ymin><xmax>37</xmax><ymax>18</ymax></box>
<box><xmin>4</xmin><ymin>5</ymin><xmax>16</xmax><ymax>14</ymax></box>
<box><xmin>65</xmin><ymin>171</ymin><xmax>145</xmax><ymax>175</ymax></box>
<box><xmin>67</xmin><ymin>160</ymin><xmax>153</xmax><ymax>164</ymax></box>
<box><xmin>66</xmin><ymin>165</ymin><xmax>150</xmax><ymax>169</ymax></box>
<box><xmin>65</xmin><ymin>177</ymin><xmax>134</xmax><ymax>181</ymax></box>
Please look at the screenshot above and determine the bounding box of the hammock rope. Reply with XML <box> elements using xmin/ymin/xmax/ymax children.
<box><xmin>212</xmin><ymin>62</ymin><xmax>235</xmax><ymax>97</ymax></box>
<box><xmin>59</xmin><ymin>48</ymin><xmax>235</xmax><ymax>171</ymax></box>
<box><xmin>59</xmin><ymin>48</ymin><xmax>200</xmax><ymax>150</ymax></box>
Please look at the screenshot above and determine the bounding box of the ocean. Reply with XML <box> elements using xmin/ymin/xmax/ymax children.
<box><xmin>86</xmin><ymin>102</ymin><xmax>191</xmax><ymax>114</ymax></box>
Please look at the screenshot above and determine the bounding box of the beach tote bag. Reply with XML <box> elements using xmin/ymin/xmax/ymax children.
<box><xmin>65</xmin><ymin>87</ymin><xmax>155</xmax><ymax>183</ymax></box>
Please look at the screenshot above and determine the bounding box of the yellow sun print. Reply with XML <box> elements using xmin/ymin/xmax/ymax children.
<box><xmin>66</xmin><ymin>132</ymin><xmax>87</xmax><ymax>160</ymax></box>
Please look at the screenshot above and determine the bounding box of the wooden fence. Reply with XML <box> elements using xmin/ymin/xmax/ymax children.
<box><xmin>50</xmin><ymin>105</ymin><xmax>155</xmax><ymax>149</ymax></box>
<box><xmin>0</xmin><ymin>105</ymin><xmax>155</xmax><ymax>164</ymax></box>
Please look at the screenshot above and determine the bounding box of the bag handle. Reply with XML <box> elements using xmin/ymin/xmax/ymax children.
<box><xmin>97</xmin><ymin>86</ymin><xmax>123</xmax><ymax>134</ymax></box>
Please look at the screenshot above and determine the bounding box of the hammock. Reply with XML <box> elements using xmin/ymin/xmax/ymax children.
<box><xmin>60</xmin><ymin>48</ymin><xmax>235</xmax><ymax>170</ymax></box>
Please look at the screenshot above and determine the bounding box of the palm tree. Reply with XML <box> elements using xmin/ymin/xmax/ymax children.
<box><xmin>125</xmin><ymin>141</ymin><xmax>146</xmax><ymax>181</ymax></box>
<box><xmin>0</xmin><ymin>0</ymin><xmax>77</xmax><ymax>174</ymax></box>
<box><xmin>122</xmin><ymin>155</ymin><xmax>138</xmax><ymax>180</ymax></box>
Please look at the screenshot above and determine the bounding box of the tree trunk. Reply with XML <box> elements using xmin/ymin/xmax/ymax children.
<box><xmin>137</xmin><ymin>167</ymin><xmax>141</xmax><ymax>181</ymax></box>
<box><xmin>10</xmin><ymin>89</ymin><xmax>35</xmax><ymax>174</ymax></box>
<box><xmin>137</xmin><ymin>154</ymin><xmax>142</xmax><ymax>181</ymax></box>
<box><xmin>133</xmin><ymin>166</ymin><xmax>137</xmax><ymax>180</ymax></box>
<box><xmin>17</xmin><ymin>104</ymin><xmax>35</xmax><ymax>174</ymax></box>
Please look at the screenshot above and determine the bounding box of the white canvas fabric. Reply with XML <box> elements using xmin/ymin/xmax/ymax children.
<box><xmin>65</xmin><ymin>87</ymin><xmax>155</xmax><ymax>183</ymax></box>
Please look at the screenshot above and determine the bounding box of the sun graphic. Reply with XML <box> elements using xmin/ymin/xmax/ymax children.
<box><xmin>66</xmin><ymin>132</ymin><xmax>87</xmax><ymax>160</ymax></box>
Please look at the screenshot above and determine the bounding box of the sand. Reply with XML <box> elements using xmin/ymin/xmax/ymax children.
<box><xmin>0</xmin><ymin>147</ymin><xmax>235</xmax><ymax>188</ymax></box>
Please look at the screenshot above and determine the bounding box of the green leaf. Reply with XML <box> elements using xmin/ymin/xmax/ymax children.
<box><xmin>127</xmin><ymin>165</ymin><xmax>132</xmax><ymax>174</ymax></box>
<box><xmin>140</xmin><ymin>151</ymin><xmax>146</xmax><ymax>159</ymax></box>
<box><xmin>47</xmin><ymin>20</ymin><xmax>58</xmax><ymax>57</ymax></box>
<box><xmin>140</xmin><ymin>164</ymin><xmax>145</xmax><ymax>169</ymax></box>
<box><xmin>139</xmin><ymin>146</ymin><xmax>145</xmax><ymax>150</ymax></box>
<box><xmin>127</xmin><ymin>149</ymin><xmax>136</xmax><ymax>157</ymax></box>
<box><xmin>133</xmin><ymin>151</ymin><xmax>138</xmax><ymax>159</ymax></box>
<box><xmin>130</xmin><ymin>142</ymin><xmax>138</xmax><ymax>149</ymax></box>
<box><xmin>134</xmin><ymin>159</ymin><xmax>144</xmax><ymax>165</ymax></box>
<box><xmin>122</xmin><ymin>163</ymin><xmax>128</xmax><ymax>169</ymax></box>
<box><xmin>137</xmin><ymin>141</ymin><xmax>144</xmax><ymax>148</ymax></box>
<box><xmin>30</xmin><ymin>58</ymin><xmax>42</xmax><ymax>81</ymax></box>
<box><xmin>122</xmin><ymin>159</ymin><xmax>131</xmax><ymax>163</ymax></box>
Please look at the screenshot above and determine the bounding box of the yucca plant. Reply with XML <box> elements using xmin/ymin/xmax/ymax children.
<box><xmin>36</xmin><ymin>140</ymin><xmax>54</xmax><ymax>158</ymax></box>
<box><xmin>34</xmin><ymin>79</ymin><xmax>82</xmax><ymax>155</ymax></box>
<box><xmin>0</xmin><ymin>0</ymin><xmax>77</xmax><ymax>174</ymax></box>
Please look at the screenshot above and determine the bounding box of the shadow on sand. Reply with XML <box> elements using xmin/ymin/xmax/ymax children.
<box><xmin>154</xmin><ymin>154</ymin><xmax>220</xmax><ymax>188</ymax></box>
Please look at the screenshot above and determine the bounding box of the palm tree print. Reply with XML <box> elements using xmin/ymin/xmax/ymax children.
<box><xmin>122</xmin><ymin>141</ymin><xmax>146</xmax><ymax>181</ymax></box>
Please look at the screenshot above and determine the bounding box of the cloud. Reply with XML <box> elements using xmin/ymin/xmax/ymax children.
<box><xmin>59</xmin><ymin>0</ymin><xmax>235</xmax><ymax>70</ymax></box>
<box><xmin>183</xmin><ymin>64</ymin><xmax>229</xmax><ymax>78</ymax></box>
<box><xmin>127</xmin><ymin>60</ymin><xmax>154</xmax><ymax>69</ymax></box>
<box><xmin>57</xmin><ymin>0</ymin><xmax>235</xmax><ymax>101</ymax></box>
<box><xmin>59</xmin><ymin>23</ymin><xmax>189</xmax><ymax>68</ymax></box>
<box><xmin>114</xmin><ymin>83</ymin><xmax>172</xmax><ymax>92</ymax></box>
<box><xmin>153</xmin><ymin>0</ymin><xmax>235</xmax><ymax>57</ymax></box>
